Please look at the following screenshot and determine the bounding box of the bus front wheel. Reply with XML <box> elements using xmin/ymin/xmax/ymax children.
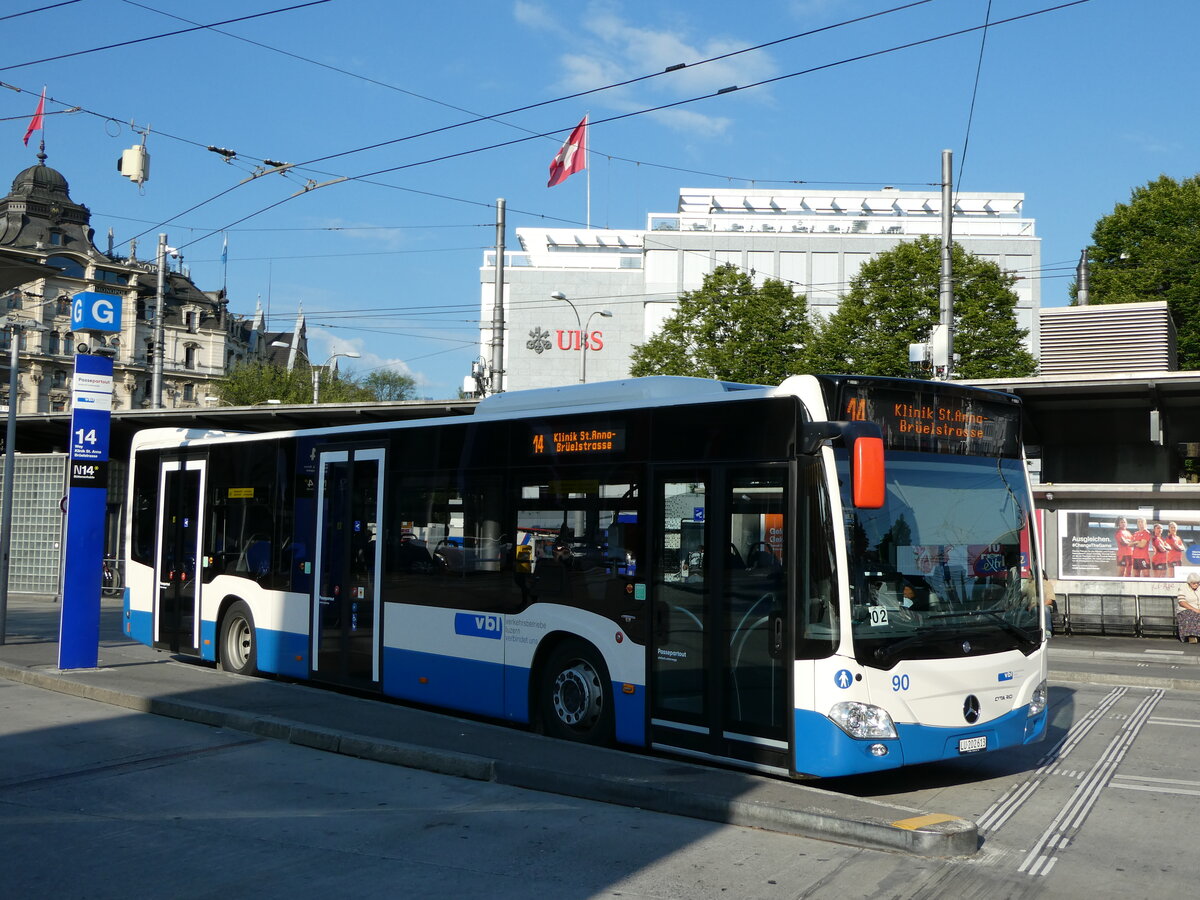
<box><xmin>538</xmin><ymin>639</ymin><xmax>614</xmax><ymax>745</ymax></box>
<box><xmin>219</xmin><ymin>601</ymin><xmax>258</xmax><ymax>675</ymax></box>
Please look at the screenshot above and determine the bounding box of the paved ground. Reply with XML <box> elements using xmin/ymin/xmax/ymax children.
<box><xmin>3</xmin><ymin>594</ymin><xmax>1197</xmax><ymax>860</ymax></box>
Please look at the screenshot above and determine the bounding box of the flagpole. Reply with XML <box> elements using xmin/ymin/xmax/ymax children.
<box><xmin>585</xmin><ymin>111</ymin><xmax>591</xmax><ymax>230</ymax></box>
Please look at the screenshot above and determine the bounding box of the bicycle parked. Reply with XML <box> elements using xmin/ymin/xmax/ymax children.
<box><xmin>102</xmin><ymin>558</ymin><xmax>123</xmax><ymax>596</ymax></box>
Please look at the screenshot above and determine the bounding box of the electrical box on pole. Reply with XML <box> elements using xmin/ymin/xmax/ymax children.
<box><xmin>117</xmin><ymin>128</ymin><xmax>151</xmax><ymax>186</ymax></box>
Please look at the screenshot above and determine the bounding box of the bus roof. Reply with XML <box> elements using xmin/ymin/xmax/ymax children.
<box><xmin>473</xmin><ymin>376</ymin><xmax>769</xmax><ymax>418</ymax></box>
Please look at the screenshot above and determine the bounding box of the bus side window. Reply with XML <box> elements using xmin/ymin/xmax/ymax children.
<box><xmin>130</xmin><ymin>452</ymin><xmax>160</xmax><ymax>567</ymax></box>
<box><xmin>382</xmin><ymin>471</ymin><xmax>514</xmax><ymax>611</ymax></box>
<box><xmin>797</xmin><ymin>459</ymin><xmax>839</xmax><ymax>659</ymax></box>
<box><xmin>516</xmin><ymin>473</ymin><xmax>641</xmax><ymax>623</ymax></box>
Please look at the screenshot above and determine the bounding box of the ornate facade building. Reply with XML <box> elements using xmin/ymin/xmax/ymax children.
<box><xmin>0</xmin><ymin>151</ymin><xmax>286</xmax><ymax>413</ymax></box>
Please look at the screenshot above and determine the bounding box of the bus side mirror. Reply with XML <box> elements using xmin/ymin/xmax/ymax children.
<box><xmin>852</xmin><ymin>435</ymin><xmax>885</xmax><ymax>508</ymax></box>
<box><xmin>799</xmin><ymin>419</ymin><xmax>886</xmax><ymax>508</ymax></box>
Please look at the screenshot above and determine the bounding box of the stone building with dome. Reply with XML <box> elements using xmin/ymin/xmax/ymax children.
<box><xmin>0</xmin><ymin>151</ymin><xmax>298</xmax><ymax>414</ymax></box>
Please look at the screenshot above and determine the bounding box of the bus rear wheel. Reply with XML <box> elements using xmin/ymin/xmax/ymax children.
<box><xmin>219</xmin><ymin>601</ymin><xmax>257</xmax><ymax>675</ymax></box>
<box><xmin>539</xmin><ymin>639</ymin><xmax>614</xmax><ymax>745</ymax></box>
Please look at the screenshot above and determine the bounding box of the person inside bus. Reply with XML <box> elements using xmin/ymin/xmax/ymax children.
<box><xmin>867</xmin><ymin>575</ymin><xmax>922</xmax><ymax>611</ymax></box>
<box><xmin>926</xmin><ymin>545</ymin><xmax>965</xmax><ymax>607</ymax></box>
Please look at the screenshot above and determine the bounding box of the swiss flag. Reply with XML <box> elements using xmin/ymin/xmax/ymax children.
<box><xmin>547</xmin><ymin>115</ymin><xmax>587</xmax><ymax>187</ymax></box>
<box><xmin>23</xmin><ymin>87</ymin><xmax>45</xmax><ymax>146</ymax></box>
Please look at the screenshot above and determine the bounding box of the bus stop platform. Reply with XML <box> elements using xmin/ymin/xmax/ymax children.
<box><xmin>6</xmin><ymin>597</ymin><xmax>1195</xmax><ymax>859</ymax></box>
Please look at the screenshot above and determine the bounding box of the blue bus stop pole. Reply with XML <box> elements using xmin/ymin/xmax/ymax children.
<box><xmin>59</xmin><ymin>293</ymin><xmax>120</xmax><ymax>670</ymax></box>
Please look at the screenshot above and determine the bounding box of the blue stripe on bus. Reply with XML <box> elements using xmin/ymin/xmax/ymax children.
<box><xmin>177</xmin><ymin>619</ymin><xmax>308</xmax><ymax>678</ymax></box>
<box><xmin>382</xmin><ymin>646</ymin><xmax>646</xmax><ymax>745</ymax></box>
<box><xmin>503</xmin><ymin>666</ymin><xmax>532</xmax><ymax>723</ymax></box>
<box><xmin>382</xmin><ymin>646</ymin><xmax>507</xmax><ymax>719</ymax></box>
<box><xmin>254</xmin><ymin>628</ymin><xmax>309</xmax><ymax>678</ymax></box>
<box><xmin>200</xmin><ymin>619</ymin><xmax>217</xmax><ymax>662</ymax></box>
<box><xmin>612</xmin><ymin>686</ymin><xmax>645</xmax><ymax>746</ymax></box>
<box><xmin>125</xmin><ymin>604</ymin><xmax>152</xmax><ymax>645</ymax></box>
<box><xmin>793</xmin><ymin>704</ymin><xmax>1047</xmax><ymax>778</ymax></box>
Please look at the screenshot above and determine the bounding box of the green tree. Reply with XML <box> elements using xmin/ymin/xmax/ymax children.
<box><xmin>361</xmin><ymin>369</ymin><xmax>417</xmax><ymax>401</ymax></box>
<box><xmin>1081</xmin><ymin>174</ymin><xmax>1200</xmax><ymax>368</ymax></box>
<box><xmin>807</xmin><ymin>235</ymin><xmax>1036</xmax><ymax>379</ymax></box>
<box><xmin>217</xmin><ymin>361</ymin><xmax>373</xmax><ymax>405</ymax></box>
<box><xmin>628</xmin><ymin>264</ymin><xmax>812</xmax><ymax>384</ymax></box>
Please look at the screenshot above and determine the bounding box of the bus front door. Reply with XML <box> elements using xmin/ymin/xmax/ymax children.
<box><xmin>154</xmin><ymin>459</ymin><xmax>205</xmax><ymax>654</ymax></box>
<box><xmin>312</xmin><ymin>448</ymin><xmax>384</xmax><ymax>686</ymax></box>
<box><xmin>649</xmin><ymin>468</ymin><xmax>791</xmax><ymax>774</ymax></box>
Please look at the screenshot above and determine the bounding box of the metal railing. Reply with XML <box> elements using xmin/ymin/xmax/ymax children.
<box><xmin>1053</xmin><ymin>592</ymin><xmax>1179</xmax><ymax>638</ymax></box>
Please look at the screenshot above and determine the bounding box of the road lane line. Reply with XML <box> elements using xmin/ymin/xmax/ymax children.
<box><xmin>977</xmin><ymin>686</ymin><xmax>1125</xmax><ymax>833</ymax></box>
<box><xmin>1018</xmin><ymin>689</ymin><xmax>1162</xmax><ymax>877</ymax></box>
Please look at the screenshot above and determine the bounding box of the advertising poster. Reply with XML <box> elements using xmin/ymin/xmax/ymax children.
<box><xmin>1057</xmin><ymin>509</ymin><xmax>1200</xmax><ymax>582</ymax></box>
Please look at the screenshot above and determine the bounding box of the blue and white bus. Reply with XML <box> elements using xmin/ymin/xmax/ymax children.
<box><xmin>123</xmin><ymin>375</ymin><xmax>1047</xmax><ymax>778</ymax></box>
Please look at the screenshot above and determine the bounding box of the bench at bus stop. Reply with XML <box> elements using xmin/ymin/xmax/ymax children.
<box><xmin>1051</xmin><ymin>592</ymin><xmax>1179</xmax><ymax>638</ymax></box>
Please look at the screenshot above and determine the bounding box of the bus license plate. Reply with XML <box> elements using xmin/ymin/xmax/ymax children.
<box><xmin>958</xmin><ymin>736</ymin><xmax>987</xmax><ymax>754</ymax></box>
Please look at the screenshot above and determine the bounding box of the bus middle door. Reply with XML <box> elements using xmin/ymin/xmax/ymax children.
<box><xmin>312</xmin><ymin>447</ymin><xmax>384</xmax><ymax>686</ymax></box>
<box><xmin>154</xmin><ymin>458</ymin><xmax>205</xmax><ymax>654</ymax></box>
<box><xmin>649</xmin><ymin>466</ymin><xmax>791</xmax><ymax>774</ymax></box>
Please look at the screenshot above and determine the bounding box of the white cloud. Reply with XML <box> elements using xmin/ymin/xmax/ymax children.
<box><xmin>1120</xmin><ymin>132</ymin><xmax>1183</xmax><ymax>155</ymax></box>
<box><xmin>513</xmin><ymin>0</ymin><xmax>560</xmax><ymax>32</ymax></box>
<box><xmin>517</xmin><ymin>0</ymin><xmax>777</xmax><ymax>136</ymax></box>
<box><xmin>305</xmin><ymin>331</ymin><xmax>415</xmax><ymax>377</ymax></box>
<box><xmin>786</xmin><ymin>0</ymin><xmax>859</xmax><ymax>17</ymax></box>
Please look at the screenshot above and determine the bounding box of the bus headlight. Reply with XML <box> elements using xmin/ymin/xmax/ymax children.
<box><xmin>829</xmin><ymin>701</ymin><xmax>898</xmax><ymax>740</ymax></box>
<box><xmin>1028</xmin><ymin>680</ymin><xmax>1047</xmax><ymax>717</ymax></box>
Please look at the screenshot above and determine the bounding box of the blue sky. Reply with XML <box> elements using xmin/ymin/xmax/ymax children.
<box><xmin>2</xmin><ymin>0</ymin><xmax>1194</xmax><ymax>397</ymax></box>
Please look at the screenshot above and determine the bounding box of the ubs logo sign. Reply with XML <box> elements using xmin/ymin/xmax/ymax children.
<box><xmin>526</xmin><ymin>325</ymin><xmax>606</xmax><ymax>355</ymax></box>
<box><xmin>527</xmin><ymin>327</ymin><xmax>552</xmax><ymax>354</ymax></box>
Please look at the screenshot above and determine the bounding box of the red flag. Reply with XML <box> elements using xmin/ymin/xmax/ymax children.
<box><xmin>547</xmin><ymin>115</ymin><xmax>587</xmax><ymax>187</ymax></box>
<box><xmin>23</xmin><ymin>88</ymin><xmax>45</xmax><ymax>146</ymax></box>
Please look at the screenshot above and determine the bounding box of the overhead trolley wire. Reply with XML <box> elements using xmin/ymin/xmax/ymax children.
<box><xmin>106</xmin><ymin>1</ymin><xmax>945</xmax><ymax>247</ymax></box>
<box><xmin>956</xmin><ymin>0</ymin><xmax>994</xmax><ymax>195</ymax></box>
<box><xmin>162</xmin><ymin>0</ymin><xmax>1094</xmax><ymax>256</ymax></box>
<box><xmin>0</xmin><ymin>1</ymin><xmax>84</xmax><ymax>22</ymax></box>
<box><xmin>0</xmin><ymin>1</ymin><xmax>332</xmax><ymax>73</ymax></box>
<box><xmin>288</xmin><ymin>0</ymin><xmax>940</xmax><ymax>170</ymax></box>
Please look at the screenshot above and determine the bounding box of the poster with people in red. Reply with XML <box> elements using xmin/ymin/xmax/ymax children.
<box><xmin>1058</xmin><ymin>510</ymin><xmax>1200</xmax><ymax>582</ymax></box>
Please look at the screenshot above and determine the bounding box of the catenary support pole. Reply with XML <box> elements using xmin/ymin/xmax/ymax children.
<box><xmin>0</xmin><ymin>326</ymin><xmax>18</xmax><ymax>644</ymax></box>
<box><xmin>151</xmin><ymin>233</ymin><xmax>167</xmax><ymax>408</ymax></box>
<box><xmin>489</xmin><ymin>199</ymin><xmax>506</xmax><ymax>395</ymax></box>
<box><xmin>939</xmin><ymin>149</ymin><xmax>954</xmax><ymax>379</ymax></box>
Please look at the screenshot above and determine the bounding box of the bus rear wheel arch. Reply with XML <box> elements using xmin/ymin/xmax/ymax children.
<box><xmin>218</xmin><ymin>600</ymin><xmax>258</xmax><ymax>676</ymax></box>
<box><xmin>536</xmin><ymin>637</ymin><xmax>614</xmax><ymax>746</ymax></box>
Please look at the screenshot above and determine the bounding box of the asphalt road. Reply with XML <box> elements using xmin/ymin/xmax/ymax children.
<box><xmin>2</xmin><ymin>598</ymin><xmax>1198</xmax><ymax>897</ymax></box>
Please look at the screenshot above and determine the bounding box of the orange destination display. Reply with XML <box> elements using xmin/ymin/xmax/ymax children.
<box><xmin>836</xmin><ymin>380</ymin><xmax>1022</xmax><ymax>458</ymax></box>
<box><xmin>531</xmin><ymin>424</ymin><xmax>627</xmax><ymax>457</ymax></box>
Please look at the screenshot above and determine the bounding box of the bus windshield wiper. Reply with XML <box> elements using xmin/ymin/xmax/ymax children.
<box><xmin>924</xmin><ymin>608</ymin><xmax>1039</xmax><ymax>650</ymax></box>
<box><xmin>872</xmin><ymin>627</ymin><xmax>940</xmax><ymax>665</ymax></box>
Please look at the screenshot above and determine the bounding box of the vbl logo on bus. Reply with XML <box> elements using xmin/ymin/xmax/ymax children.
<box><xmin>455</xmin><ymin>612</ymin><xmax>503</xmax><ymax>640</ymax></box>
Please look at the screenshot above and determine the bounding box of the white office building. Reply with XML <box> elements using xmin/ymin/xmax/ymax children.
<box><xmin>475</xmin><ymin>186</ymin><xmax>1040</xmax><ymax>393</ymax></box>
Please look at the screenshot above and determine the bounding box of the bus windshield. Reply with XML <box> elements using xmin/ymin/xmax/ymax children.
<box><xmin>838</xmin><ymin>451</ymin><xmax>1042</xmax><ymax>668</ymax></box>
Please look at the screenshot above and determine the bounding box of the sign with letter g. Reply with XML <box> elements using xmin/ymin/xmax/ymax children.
<box><xmin>71</xmin><ymin>291</ymin><xmax>122</xmax><ymax>334</ymax></box>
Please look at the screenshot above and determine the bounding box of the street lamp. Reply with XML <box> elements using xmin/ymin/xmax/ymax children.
<box><xmin>552</xmin><ymin>292</ymin><xmax>609</xmax><ymax>384</ymax></box>
<box><xmin>582</xmin><ymin>309</ymin><xmax>613</xmax><ymax>384</ymax></box>
<box><xmin>0</xmin><ymin>315</ymin><xmax>48</xmax><ymax>645</ymax></box>
<box><xmin>550</xmin><ymin>291</ymin><xmax>580</xmax><ymax>379</ymax></box>
<box><xmin>269</xmin><ymin>342</ymin><xmax>361</xmax><ymax>403</ymax></box>
<box><xmin>314</xmin><ymin>352</ymin><xmax>361</xmax><ymax>403</ymax></box>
